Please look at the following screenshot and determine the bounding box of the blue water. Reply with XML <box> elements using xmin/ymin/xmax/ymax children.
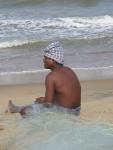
<box><xmin>0</xmin><ymin>0</ymin><xmax>113</xmax><ymax>72</ymax></box>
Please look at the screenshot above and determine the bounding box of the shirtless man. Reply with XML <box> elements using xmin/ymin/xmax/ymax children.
<box><xmin>8</xmin><ymin>42</ymin><xmax>81</xmax><ymax>116</ymax></box>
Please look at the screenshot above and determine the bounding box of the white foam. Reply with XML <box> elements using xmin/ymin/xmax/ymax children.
<box><xmin>0</xmin><ymin>15</ymin><xmax>113</xmax><ymax>48</ymax></box>
<box><xmin>0</xmin><ymin>39</ymin><xmax>38</xmax><ymax>48</ymax></box>
<box><xmin>0</xmin><ymin>66</ymin><xmax>113</xmax><ymax>85</ymax></box>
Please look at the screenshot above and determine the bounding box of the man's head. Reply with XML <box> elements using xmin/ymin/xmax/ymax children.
<box><xmin>43</xmin><ymin>41</ymin><xmax>64</xmax><ymax>69</ymax></box>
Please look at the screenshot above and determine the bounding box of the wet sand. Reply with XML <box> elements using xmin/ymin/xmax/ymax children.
<box><xmin>0</xmin><ymin>79</ymin><xmax>113</xmax><ymax>149</ymax></box>
<box><xmin>81</xmin><ymin>79</ymin><xmax>113</xmax><ymax>123</ymax></box>
<box><xmin>0</xmin><ymin>79</ymin><xmax>113</xmax><ymax>123</ymax></box>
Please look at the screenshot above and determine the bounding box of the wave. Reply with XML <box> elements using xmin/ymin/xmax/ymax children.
<box><xmin>0</xmin><ymin>40</ymin><xmax>40</xmax><ymax>48</ymax></box>
<box><xmin>0</xmin><ymin>36</ymin><xmax>113</xmax><ymax>50</ymax></box>
<box><xmin>0</xmin><ymin>0</ymin><xmax>47</xmax><ymax>6</ymax></box>
<box><xmin>0</xmin><ymin>66</ymin><xmax>113</xmax><ymax>85</ymax></box>
<box><xmin>0</xmin><ymin>0</ymin><xmax>97</xmax><ymax>6</ymax></box>
<box><xmin>0</xmin><ymin>15</ymin><xmax>113</xmax><ymax>48</ymax></box>
<box><xmin>1</xmin><ymin>15</ymin><xmax>113</xmax><ymax>31</ymax></box>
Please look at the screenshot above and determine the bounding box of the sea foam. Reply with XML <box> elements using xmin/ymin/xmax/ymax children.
<box><xmin>0</xmin><ymin>15</ymin><xmax>113</xmax><ymax>48</ymax></box>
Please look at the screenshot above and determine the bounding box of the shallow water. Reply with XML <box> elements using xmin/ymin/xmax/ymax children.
<box><xmin>0</xmin><ymin>109</ymin><xmax>113</xmax><ymax>150</ymax></box>
<box><xmin>0</xmin><ymin>0</ymin><xmax>113</xmax><ymax>149</ymax></box>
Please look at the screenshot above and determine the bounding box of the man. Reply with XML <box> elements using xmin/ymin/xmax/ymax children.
<box><xmin>8</xmin><ymin>42</ymin><xmax>81</xmax><ymax>116</ymax></box>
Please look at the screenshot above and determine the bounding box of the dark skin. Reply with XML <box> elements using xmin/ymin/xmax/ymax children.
<box><xmin>7</xmin><ymin>56</ymin><xmax>81</xmax><ymax>116</ymax></box>
<box><xmin>36</xmin><ymin>56</ymin><xmax>81</xmax><ymax>109</ymax></box>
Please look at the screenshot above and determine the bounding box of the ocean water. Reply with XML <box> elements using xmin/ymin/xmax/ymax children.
<box><xmin>1</xmin><ymin>1</ymin><xmax>113</xmax><ymax>149</ymax></box>
<box><xmin>0</xmin><ymin>1</ymin><xmax>113</xmax><ymax>149</ymax></box>
<box><xmin>0</xmin><ymin>0</ymin><xmax>113</xmax><ymax>74</ymax></box>
<box><xmin>0</xmin><ymin>110</ymin><xmax>113</xmax><ymax>150</ymax></box>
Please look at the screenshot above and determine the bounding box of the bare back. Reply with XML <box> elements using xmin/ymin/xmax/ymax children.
<box><xmin>51</xmin><ymin>66</ymin><xmax>81</xmax><ymax>108</ymax></box>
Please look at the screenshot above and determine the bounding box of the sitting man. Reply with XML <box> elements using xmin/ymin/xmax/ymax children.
<box><xmin>7</xmin><ymin>41</ymin><xmax>81</xmax><ymax>116</ymax></box>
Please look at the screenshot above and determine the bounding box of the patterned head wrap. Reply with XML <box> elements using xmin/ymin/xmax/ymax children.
<box><xmin>43</xmin><ymin>41</ymin><xmax>64</xmax><ymax>65</ymax></box>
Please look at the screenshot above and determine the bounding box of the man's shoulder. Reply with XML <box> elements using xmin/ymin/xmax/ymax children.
<box><xmin>53</xmin><ymin>66</ymin><xmax>74</xmax><ymax>75</ymax></box>
<box><xmin>45</xmin><ymin>72</ymin><xmax>55</xmax><ymax>85</ymax></box>
<box><xmin>63</xmin><ymin>66</ymin><xmax>75</xmax><ymax>73</ymax></box>
<box><xmin>46</xmin><ymin>71</ymin><xmax>55</xmax><ymax>81</ymax></box>
<box><xmin>46</xmin><ymin>71</ymin><xmax>53</xmax><ymax>78</ymax></box>
<box><xmin>46</xmin><ymin>68</ymin><xmax>61</xmax><ymax>81</ymax></box>
<box><xmin>63</xmin><ymin>66</ymin><xmax>72</xmax><ymax>71</ymax></box>
<box><xmin>46</xmin><ymin>66</ymin><xmax>75</xmax><ymax>79</ymax></box>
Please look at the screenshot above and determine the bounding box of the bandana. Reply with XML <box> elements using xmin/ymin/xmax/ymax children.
<box><xmin>43</xmin><ymin>41</ymin><xmax>64</xmax><ymax>65</ymax></box>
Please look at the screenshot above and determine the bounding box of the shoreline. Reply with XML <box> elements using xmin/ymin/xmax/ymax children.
<box><xmin>0</xmin><ymin>79</ymin><xmax>113</xmax><ymax>149</ymax></box>
<box><xmin>0</xmin><ymin>66</ymin><xmax>113</xmax><ymax>85</ymax></box>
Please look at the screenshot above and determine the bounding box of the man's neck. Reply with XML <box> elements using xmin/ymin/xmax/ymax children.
<box><xmin>51</xmin><ymin>64</ymin><xmax>63</xmax><ymax>71</ymax></box>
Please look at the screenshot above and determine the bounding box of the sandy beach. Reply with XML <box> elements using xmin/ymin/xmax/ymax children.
<box><xmin>81</xmin><ymin>79</ymin><xmax>113</xmax><ymax>123</ymax></box>
<box><xmin>0</xmin><ymin>79</ymin><xmax>113</xmax><ymax>123</ymax></box>
<box><xmin>1</xmin><ymin>0</ymin><xmax>113</xmax><ymax>149</ymax></box>
<box><xmin>0</xmin><ymin>79</ymin><xmax>113</xmax><ymax>149</ymax></box>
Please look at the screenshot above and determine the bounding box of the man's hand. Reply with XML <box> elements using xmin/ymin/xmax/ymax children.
<box><xmin>34</xmin><ymin>97</ymin><xmax>45</xmax><ymax>104</ymax></box>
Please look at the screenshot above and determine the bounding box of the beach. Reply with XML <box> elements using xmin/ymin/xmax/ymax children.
<box><xmin>0</xmin><ymin>0</ymin><xmax>113</xmax><ymax>149</ymax></box>
<box><xmin>0</xmin><ymin>79</ymin><xmax>113</xmax><ymax>149</ymax></box>
<box><xmin>0</xmin><ymin>79</ymin><xmax>113</xmax><ymax>122</ymax></box>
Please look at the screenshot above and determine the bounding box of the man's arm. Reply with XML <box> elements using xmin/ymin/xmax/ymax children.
<box><xmin>35</xmin><ymin>73</ymin><xmax>55</xmax><ymax>107</ymax></box>
<box><xmin>43</xmin><ymin>73</ymin><xmax>55</xmax><ymax>107</ymax></box>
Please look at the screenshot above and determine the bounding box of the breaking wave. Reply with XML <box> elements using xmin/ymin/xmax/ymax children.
<box><xmin>0</xmin><ymin>15</ymin><xmax>113</xmax><ymax>48</ymax></box>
